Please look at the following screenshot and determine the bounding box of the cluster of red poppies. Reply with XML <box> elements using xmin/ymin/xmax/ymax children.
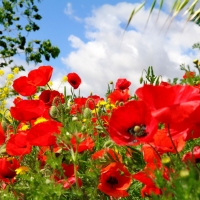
<box><xmin>0</xmin><ymin>65</ymin><xmax>200</xmax><ymax>198</ymax></box>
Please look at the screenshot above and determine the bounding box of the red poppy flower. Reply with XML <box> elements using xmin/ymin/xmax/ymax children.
<box><xmin>67</xmin><ymin>72</ymin><xmax>81</xmax><ymax>89</ymax></box>
<box><xmin>160</xmin><ymin>81</ymin><xmax>170</xmax><ymax>86</ymax></box>
<box><xmin>98</xmin><ymin>162</ymin><xmax>132</xmax><ymax>198</ymax></box>
<box><xmin>37</xmin><ymin>146</ymin><xmax>60</xmax><ymax>168</ymax></box>
<box><xmin>142</xmin><ymin>144</ymin><xmax>161</xmax><ymax>165</ymax></box>
<box><xmin>108</xmin><ymin>100</ymin><xmax>158</xmax><ymax>145</ymax></box>
<box><xmin>183</xmin><ymin>71</ymin><xmax>195</xmax><ymax>79</ymax></box>
<box><xmin>6</xmin><ymin>131</ymin><xmax>32</xmax><ymax>156</ymax></box>
<box><xmin>152</xmin><ymin>129</ymin><xmax>185</xmax><ymax>154</ymax></box>
<box><xmin>27</xmin><ymin>121</ymin><xmax>62</xmax><ymax>146</ymax></box>
<box><xmin>133</xmin><ymin>171</ymin><xmax>155</xmax><ymax>186</ymax></box>
<box><xmin>133</xmin><ymin>170</ymin><xmax>161</xmax><ymax>197</ymax></box>
<box><xmin>39</xmin><ymin>90</ymin><xmax>64</xmax><ymax>106</ymax></box>
<box><xmin>13</xmin><ymin>66</ymin><xmax>53</xmax><ymax>96</ymax></box>
<box><xmin>141</xmin><ymin>184</ymin><xmax>162</xmax><ymax>198</ymax></box>
<box><xmin>135</xmin><ymin>84</ymin><xmax>200</xmax><ymax>125</ymax></box>
<box><xmin>92</xmin><ymin>148</ymin><xmax>122</xmax><ymax>163</ymax></box>
<box><xmin>86</xmin><ymin>95</ymin><xmax>103</xmax><ymax>110</ymax></box>
<box><xmin>108</xmin><ymin>89</ymin><xmax>130</xmax><ymax>104</ymax></box>
<box><xmin>54</xmin><ymin>164</ymin><xmax>77</xmax><ymax>181</ymax></box>
<box><xmin>182</xmin><ymin>146</ymin><xmax>200</xmax><ymax>163</ymax></box>
<box><xmin>13</xmin><ymin>96</ymin><xmax>22</xmax><ymax>105</ymax></box>
<box><xmin>115</xmin><ymin>78</ymin><xmax>131</xmax><ymax>90</ymax></box>
<box><xmin>0</xmin><ymin>158</ymin><xmax>20</xmax><ymax>182</ymax></box>
<box><xmin>27</xmin><ymin>66</ymin><xmax>53</xmax><ymax>86</ymax></box>
<box><xmin>70</xmin><ymin>97</ymin><xmax>87</xmax><ymax>114</ymax></box>
<box><xmin>0</xmin><ymin>124</ymin><xmax>5</xmax><ymax>145</ymax></box>
<box><xmin>13</xmin><ymin>76</ymin><xmax>37</xmax><ymax>96</ymax></box>
<box><xmin>54</xmin><ymin>163</ymin><xmax>82</xmax><ymax>189</ymax></box>
<box><xmin>10</xmin><ymin>100</ymin><xmax>46</xmax><ymax>121</ymax></box>
<box><xmin>61</xmin><ymin>176</ymin><xmax>82</xmax><ymax>189</ymax></box>
<box><xmin>70</xmin><ymin>133</ymin><xmax>94</xmax><ymax>153</ymax></box>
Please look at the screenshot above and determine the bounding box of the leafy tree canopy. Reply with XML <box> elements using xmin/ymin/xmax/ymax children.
<box><xmin>0</xmin><ymin>0</ymin><xmax>60</xmax><ymax>70</ymax></box>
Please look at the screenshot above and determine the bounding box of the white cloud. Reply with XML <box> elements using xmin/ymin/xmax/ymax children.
<box><xmin>64</xmin><ymin>3</ymin><xmax>82</xmax><ymax>22</ymax></box>
<box><xmin>64</xmin><ymin>3</ymin><xmax>73</xmax><ymax>16</ymax></box>
<box><xmin>61</xmin><ymin>2</ymin><xmax>200</xmax><ymax>98</ymax></box>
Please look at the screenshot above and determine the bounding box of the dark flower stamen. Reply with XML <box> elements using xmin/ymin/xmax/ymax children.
<box><xmin>127</xmin><ymin>124</ymin><xmax>147</xmax><ymax>138</ymax></box>
<box><xmin>106</xmin><ymin>176</ymin><xmax>118</xmax><ymax>187</ymax></box>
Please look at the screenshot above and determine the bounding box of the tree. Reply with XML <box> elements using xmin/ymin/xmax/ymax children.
<box><xmin>0</xmin><ymin>0</ymin><xmax>60</xmax><ymax>70</ymax></box>
<box><xmin>0</xmin><ymin>0</ymin><xmax>60</xmax><ymax>113</ymax></box>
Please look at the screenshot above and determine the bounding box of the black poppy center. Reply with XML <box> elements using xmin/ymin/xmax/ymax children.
<box><xmin>195</xmin><ymin>158</ymin><xmax>200</xmax><ymax>163</ymax></box>
<box><xmin>106</xmin><ymin>176</ymin><xmax>118</xmax><ymax>187</ymax></box>
<box><xmin>70</xmin><ymin>80</ymin><xmax>77</xmax><ymax>85</ymax></box>
<box><xmin>127</xmin><ymin>124</ymin><xmax>147</xmax><ymax>138</ymax></box>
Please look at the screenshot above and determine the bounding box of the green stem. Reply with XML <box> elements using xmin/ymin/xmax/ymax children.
<box><xmin>47</xmin><ymin>83</ymin><xmax>52</xmax><ymax>90</ymax></box>
<box><xmin>167</xmin><ymin>124</ymin><xmax>182</xmax><ymax>162</ymax></box>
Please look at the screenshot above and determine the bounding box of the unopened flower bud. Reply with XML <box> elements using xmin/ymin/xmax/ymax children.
<box><xmin>161</xmin><ymin>156</ymin><xmax>171</xmax><ymax>165</ymax></box>
<box><xmin>83</xmin><ymin>108</ymin><xmax>92</xmax><ymax>119</ymax></box>
<box><xmin>81</xmin><ymin>125</ymin><xmax>87</xmax><ymax>132</ymax></box>
<box><xmin>119</xmin><ymin>102</ymin><xmax>124</xmax><ymax>106</ymax></box>
<box><xmin>1</xmin><ymin>120</ymin><xmax>7</xmax><ymax>133</ymax></box>
<box><xmin>193</xmin><ymin>59</ymin><xmax>199</xmax><ymax>65</ymax></box>
<box><xmin>179</xmin><ymin>169</ymin><xmax>189</xmax><ymax>178</ymax></box>
<box><xmin>110</xmin><ymin>81</ymin><xmax>113</xmax><ymax>84</ymax></box>
<box><xmin>49</xmin><ymin>106</ymin><xmax>59</xmax><ymax>118</ymax></box>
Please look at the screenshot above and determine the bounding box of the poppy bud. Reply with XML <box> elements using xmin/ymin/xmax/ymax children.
<box><xmin>1</xmin><ymin>120</ymin><xmax>7</xmax><ymax>133</ymax></box>
<box><xmin>81</xmin><ymin>125</ymin><xmax>87</xmax><ymax>132</ymax></box>
<box><xmin>179</xmin><ymin>169</ymin><xmax>189</xmax><ymax>178</ymax></box>
<box><xmin>193</xmin><ymin>59</ymin><xmax>199</xmax><ymax>65</ymax></box>
<box><xmin>83</xmin><ymin>108</ymin><xmax>92</xmax><ymax>119</ymax></box>
<box><xmin>119</xmin><ymin>102</ymin><xmax>124</xmax><ymax>106</ymax></box>
<box><xmin>49</xmin><ymin>106</ymin><xmax>59</xmax><ymax>118</ymax></box>
<box><xmin>161</xmin><ymin>156</ymin><xmax>171</xmax><ymax>165</ymax></box>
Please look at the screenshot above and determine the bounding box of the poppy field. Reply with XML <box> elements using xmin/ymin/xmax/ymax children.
<box><xmin>1</xmin><ymin>63</ymin><xmax>200</xmax><ymax>200</ymax></box>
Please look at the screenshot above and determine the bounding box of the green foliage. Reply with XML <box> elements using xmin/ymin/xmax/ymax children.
<box><xmin>0</xmin><ymin>0</ymin><xmax>60</xmax><ymax>68</ymax></box>
<box><xmin>140</xmin><ymin>66</ymin><xmax>161</xmax><ymax>85</ymax></box>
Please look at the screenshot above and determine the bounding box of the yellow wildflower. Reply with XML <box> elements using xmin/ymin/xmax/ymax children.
<box><xmin>3</xmin><ymin>87</ymin><xmax>9</xmax><ymax>94</ymax></box>
<box><xmin>62</xmin><ymin>76</ymin><xmax>68</xmax><ymax>82</ymax></box>
<box><xmin>7</xmin><ymin>81</ymin><xmax>12</xmax><ymax>86</ymax></box>
<box><xmin>7</xmin><ymin>74</ymin><xmax>14</xmax><ymax>80</ymax></box>
<box><xmin>1</xmin><ymin>100</ymin><xmax>6</xmax><ymax>105</ymax></box>
<box><xmin>15</xmin><ymin>166</ymin><xmax>29</xmax><ymax>175</ymax></box>
<box><xmin>13</xmin><ymin>67</ymin><xmax>19</xmax><ymax>74</ymax></box>
<box><xmin>48</xmin><ymin>81</ymin><xmax>53</xmax><ymax>86</ymax></box>
<box><xmin>1</xmin><ymin>93</ymin><xmax>6</xmax><ymax>99</ymax></box>
<box><xmin>0</xmin><ymin>70</ymin><xmax>4</xmax><ymax>76</ymax></box>
<box><xmin>82</xmin><ymin>119</ymin><xmax>86</xmax><ymax>123</ymax></box>
<box><xmin>96</xmin><ymin>100</ymin><xmax>107</xmax><ymax>107</ymax></box>
<box><xmin>105</xmin><ymin>103</ymin><xmax>116</xmax><ymax>110</ymax></box>
<box><xmin>33</xmin><ymin>95</ymin><xmax>39</xmax><ymax>100</ymax></box>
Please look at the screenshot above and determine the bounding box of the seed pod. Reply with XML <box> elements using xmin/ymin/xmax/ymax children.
<box><xmin>1</xmin><ymin>120</ymin><xmax>7</xmax><ymax>133</ymax></box>
<box><xmin>49</xmin><ymin>106</ymin><xmax>59</xmax><ymax>118</ymax></box>
<box><xmin>83</xmin><ymin>107</ymin><xmax>92</xmax><ymax>119</ymax></box>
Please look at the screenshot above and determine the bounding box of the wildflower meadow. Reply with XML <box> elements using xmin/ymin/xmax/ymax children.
<box><xmin>1</xmin><ymin>0</ymin><xmax>200</xmax><ymax>199</ymax></box>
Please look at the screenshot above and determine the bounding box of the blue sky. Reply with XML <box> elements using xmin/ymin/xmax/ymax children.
<box><xmin>32</xmin><ymin>0</ymin><xmax>142</xmax><ymax>69</ymax></box>
<box><xmin>8</xmin><ymin>1</ymin><xmax>200</xmax><ymax>97</ymax></box>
